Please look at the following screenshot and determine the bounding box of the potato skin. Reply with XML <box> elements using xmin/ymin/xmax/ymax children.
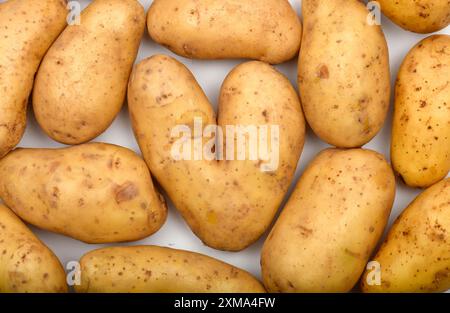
<box><xmin>75</xmin><ymin>246</ymin><xmax>265</xmax><ymax>293</ymax></box>
<box><xmin>378</xmin><ymin>0</ymin><xmax>450</xmax><ymax>34</ymax></box>
<box><xmin>362</xmin><ymin>179</ymin><xmax>450</xmax><ymax>293</ymax></box>
<box><xmin>261</xmin><ymin>149</ymin><xmax>396</xmax><ymax>292</ymax></box>
<box><xmin>0</xmin><ymin>143</ymin><xmax>167</xmax><ymax>243</ymax></box>
<box><xmin>128</xmin><ymin>55</ymin><xmax>305</xmax><ymax>251</ymax></box>
<box><xmin>0</xmin><ymin>0</ymin><xmax>67</xmax><ymax>158</ymax></box>
<box><xmin>33</xmin><ymin>0</ymin><xmax>145</xmax><ymax>144</ymax></box>
<box><xmin>391</xmin><ymin>35</ymin><xmax>450</xmax><ymax>188</ymax></box>
<box><xmin>298</xmin><ymin>0</ymin><xmax>390</xmax><ymax>148</ymax></box>
<box><xmin>0</xmin><ymin>204</ymin><xmax>67</xmax><ymax>293</ymax></box>
<box><xmin>147</xmin><ymin>0</ymin><xmax>302</xmax><ymax>64</ymax></box>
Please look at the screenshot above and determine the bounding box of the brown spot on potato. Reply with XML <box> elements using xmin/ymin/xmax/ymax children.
<box><xmin>49</xmin><ymin>161</ymin><xmax>60</xmax><ymax>173</ymax></box>
<box><xmin>317</xmin><ymin>64</ymin><xmax>329</xmax><ymax>79</ymax></box>
<box><xmin>114</xmin><ymin>182</ymin><xmax>139</xmax><ymax>204</ymax></box>
<box><xmin>262</xmin><ymin>110</ymin><xmax>269</xmax><ymax>122</ymax></box>
<box><xmin>428</xmin><ymin>231</ymin><xmax>445</xmax><ymax>242</ymax></box>
<box><xmin>433</xmin><ymin>269</ymin><xmax>449</xmax><ymax>286</ymax></box>
<box><xmin>297</xmin><ymin>225</ymin><xmax>313</xmax><ymax>237</ymax></box>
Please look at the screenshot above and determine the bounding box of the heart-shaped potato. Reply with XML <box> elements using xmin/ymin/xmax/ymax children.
<box><xmin>0</xmin><ymin>143</ymin><xmax>167</xmax><ymax>243</ymax></box>
<box><xmin>0</xmin><ymin>0</ymin><xmax>67</xmax><ymax>157</ymax></box>
<box><xmin>128</xmin><ymin>55</ymin><xmax>305</xmax><ymax>251</ymax></box>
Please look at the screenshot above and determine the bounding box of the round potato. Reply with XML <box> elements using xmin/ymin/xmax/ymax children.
<box><xmin>128</xmin><ymin>55</ymin><xmax>305</xmax><ymax>251</ymax></box>
<box><xmin>0</xmin><ymin>143</ymin><xmax>167</xmax><ymax>243</ymax></box>
<box><xmin>0</xmin><ymin>204</ymin><xmax>67</xmax><ymax>293</ymax></box>
<box><xmin>261</xmin><ymin>149</ymin><xmax>396</xmax><ymax>292</ymax></box>
<box><xmin>378</xmin><ymin>0</ymin><xmax>450</xmax><ymax>34</ymax></box>
<box><xmin>147</xmin><ymin>0</ymin><xmax>302</xmax><ymax>64</ymax></box>
<box><xmin>75</xmin><ymin>246</ymin><xmax>265</xmax><ymax>293</ymax></box>
<box><xmin>298</xmin><ymin>0</ymin><xmax>391</xmax><ymax>148</ymax></box>
<box><xmin>0</xmin><ymin>0</ymin><xmax>67</xmax><ymax>157</ymax></box>
<box><xmin>32</xmin><ymin>0</ymin><xmax>145</xmax><ymax>144</ymax></box>
<box><xmin>362</xmin><ymin>178</ymin><xmax>450</xmax><ymax>292</ymax></box>
<box><xmin>391</xmin><ymin>35</ymin><xmax>450</xmax><ymax>188</ymax></box>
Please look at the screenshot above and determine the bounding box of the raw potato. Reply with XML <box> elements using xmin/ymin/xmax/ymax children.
<box><xmin>0</xmin><ymin>0</ymin><xmax>67</xmax><ymax>158</ymax></box>
<box><xmin>0</xmin><ymin>204</ymin><xmax>67</xmax><ymax>293</ymax></box>
<box><xmin>261</xmin><ymin>149</ymin><xmax>396</xmax><ymax>292</ymax></box>
<box><xmin>391</xmin><ymin>35</ymin><xmax>450</xmax><ymax>188</ymax></box>
<box><xmin>33</xmin><ymin>0</ymin><xmax>145</xmax><ymax>144</ymax></box>
<box><xmin>298</xmin><ymin>0</ymin><xmax>391</xmax><ymax>148</ymax></box>
<box><xmin>378</xmin><ymin>0</ymin><xmax>450</xmax><ymax>34</ymax></box>
<box><xmin>0</xmin><ymin>143</ymin><xmax>167</xmax><ymax>243</ymax></box>
<box><xmin>128</xmin><ymin>55</ymin><xmax>305</xmax><ymax>251</ymax></box>
<box><xmin>362</xmin><ymin>179</ymin><xmax>450</xmax><ymax>293</ymax></box>
<box><xmin>147</xmin><ymin>0</ymin><xmax>302</xmax><ymax>64</ymax></box>
<box><xmin>75</xmin><ymin>246</ymin><xmax>266</xmax><ymax>293</ymax></box>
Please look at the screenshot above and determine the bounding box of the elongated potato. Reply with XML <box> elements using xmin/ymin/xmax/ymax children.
<box><xmin>147</xmin><ymin>0</ymin><xmax>302</xmax><ymax>64</ymax></box>
<box><xmin>0</xmin><ymin>143</ymin><xmax>167</xmax><ymax>243</ymax></box>
<box><xmin>0</xmin><ymin>204</ymin><xmax>67</xmax><ymax>293</ymax></box>
<box><xmin>75</xmin><ymin>246</ymin><xmax>265</xmax><ymax>293</ymax></box>
<box><xmin>298</xmin><ymin>0</ymin><xmax>390</xmax><ymax>148</ymax></box>
<box><xmin>378</xmin><ymin>0</ymin><xmax>450</xmax><ymax>34</ymax></box>
<box><xmin>33</xmin><ymin>0</ymin><xmax>145</xmax><ymax>144</ymax></box>
<box><xmin>391</xmin><ymin>35</ymin><xmax>450</xmax><ymax>188</ymax></box>
<box><xmin>0</xmin><ymin>0</ymin><xmax>67</xmax><ymax>158</ymax></box>
<box><xmin>261</xmin><ymin>149</ymin><xmax>396</xmax><ymax>292</ymax></box>
<box><xmin>128</xmin><ymin>55</ymin><xmax>305</xmax><ymax>251</ymax></box>
<box><xmin>362</xmin><ymin>179</ymin><xmax>450</xmax><ymax>293</ymax></box>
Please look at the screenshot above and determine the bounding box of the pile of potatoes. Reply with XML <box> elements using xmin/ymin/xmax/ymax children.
<box><xmin>0</xmin><ymin>0</ymin><xmax>448</xmax><ymax>293</ymax></box>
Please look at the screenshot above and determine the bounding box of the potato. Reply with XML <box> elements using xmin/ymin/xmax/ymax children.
<box><xmin>298</xmin><ymin>0</ymin><xmax>391</xmax><ymax>148</ymax></box>
<box><xmin>147</xmin><ymin>0</ymin><xmax>302</xmax><ymax>64</ymax></box>
<box><xmin>128</xmin><ymin>55</ymin><xmax>305</xmax><ymax>251</ymax></box>
<box><xmin>32</xmin><ymin>0</ymin><xmax>145</xmax><ymax>145</ymax></box>
<box><xmin>391</xmin><ymin>35</ymin><xmax>450</xmax><ymax>188</ymax></box>
<box><xmin>0</xmin><ymin>143</ymin><xmax>167</xmax><ymax>243</ymax></box>
<box><xmin>378</xmin><ymin>0</ymin><xmax>450</xmax><ymax>34</ymax></box>
<box><xmin>261</xmin><ymin>149</ymin><xmax>396</xmax><ymax>292</ymax></box>
<box><xmin>362</xmin><ymin>178</ymin><xmax>450</xmax><ymax>292</ymax></box>
<box><xmin>0</xmin><ymin>204</ymin><xmax>67</xmax><ymax>293</ymax></box>
<box><xmin>75</xmin><ymin>246</ymin><xmax>265</xmax><ymax>293</ymax></box>
<box><xmin>0</xmin><ymin>0</ymin><xmax>67</xmax><ymax>158</ymax></box>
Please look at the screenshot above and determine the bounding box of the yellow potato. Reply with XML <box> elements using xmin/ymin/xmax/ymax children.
<box><xmin>362</xmin><ymin>178</ymin><xmax>450</xmax><ymax>293</ymax></box>
<box><xmin>128</xmin><ymin>55</ymin><xmax>305</xmax><ymax>251</ymax></box>
<box><xmin>33</xmin><ymin>0</ymin><xmax>145</xmax><ymax>144</ymax></box>
<box><xmin>261</xmin><ymin>149</ymin><xmax>396</xmax><ymax>292</ymax></box>
<box><xmin>391</xmin><ymin>35</ymin><xmax>450</xmax><ymax>188</ymax></box>
<box><xmin>75</xmin><ymin>246</ymin><xmax>265</xmax><ymax>293</ymax></box>
<box><xmin>0</xmin><ymin>0</ymin><xmax>67</xmax><ymax>158</ymax></box>
<box><xmin>378</xmin><ymin>0</ymin><xmax>450</xmax><ymax>33</ymax></box>
<box><xmin>298</xmin><ymin>0</ymin><xmax>391</xmax><ymax>148</ymax></box>
<box><xmin>0</xmin><ymin>204</ymin><xmax>67</xmax><ymax>293</ymax></box>
<box><xmin>0</xmin><ymin>143</ymin><xmax>167</xmax><ymax>243</ymax></box>
<box><xmin>147</xmin><ymin>0</ymin><xmax>302</xmax><ymax>64</ymax></box>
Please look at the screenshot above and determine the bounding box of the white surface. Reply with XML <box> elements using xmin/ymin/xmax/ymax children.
<box><xmin>10</xmin><ymin>0</ymin><xmax>450</xmax><ymax>290</ymax></box>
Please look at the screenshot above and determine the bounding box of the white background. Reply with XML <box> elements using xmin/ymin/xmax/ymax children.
<box><xmin>3</xmin><ymin>0</ymin><xmax>450</xmax><ymax>291</ymax></box>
